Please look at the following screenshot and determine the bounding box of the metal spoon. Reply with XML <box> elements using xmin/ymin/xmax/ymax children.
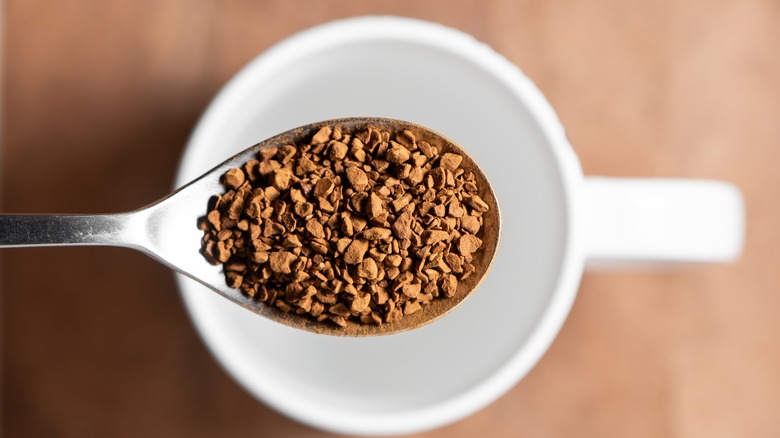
<box><xmin>0</xmin><ymin>118</ymin><xmax>500</xmax><ymax>336</ymax></box>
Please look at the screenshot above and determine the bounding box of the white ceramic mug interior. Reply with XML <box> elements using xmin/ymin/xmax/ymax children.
<box><xmin>174</xmin><ymin>16</ymin><xmax>741</xmax><ymax>435</ymax></box>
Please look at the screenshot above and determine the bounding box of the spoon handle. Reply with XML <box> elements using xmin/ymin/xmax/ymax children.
<box><xmin>0</xmin><ymin>214</ymin><xmax>137</xmax><ymax>248</ymax></box>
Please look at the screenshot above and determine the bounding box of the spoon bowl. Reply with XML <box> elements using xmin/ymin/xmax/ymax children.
<box><xmin>0</xmin><ymin>117</ymin><xmax>500</xmax><ymax>336</ymax></box>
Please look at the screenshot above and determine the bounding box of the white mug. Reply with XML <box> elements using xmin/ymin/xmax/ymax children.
<box><xmin>175</xmin><ymin>16</ymin><xmax>744</xmax><ymax>435</ymax></box>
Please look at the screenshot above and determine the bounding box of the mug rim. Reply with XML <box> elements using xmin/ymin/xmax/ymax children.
<box><xmin>176</xmin><ymin>15</ymin><xmax>585</xmax><ymax>435</ymax></box>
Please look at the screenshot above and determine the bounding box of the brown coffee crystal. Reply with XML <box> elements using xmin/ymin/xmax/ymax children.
<box><xmin>198</xmin><ymin>123</ymin><xmax>491</xmax><ymax>328</ymax></box>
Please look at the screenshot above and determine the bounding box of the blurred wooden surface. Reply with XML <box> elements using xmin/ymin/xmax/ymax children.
<box><xmin>3</xmin><ymin>1</ymin><xmax>779</xmax><ymax>436</ymax></box>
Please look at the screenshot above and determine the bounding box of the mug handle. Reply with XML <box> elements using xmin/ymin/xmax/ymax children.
<box><xmin>582</xmin><ymin>177</ymin><xmax>745</xmax><ymax>266</ymax></box>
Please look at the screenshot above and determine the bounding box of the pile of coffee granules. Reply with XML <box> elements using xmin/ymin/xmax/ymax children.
<box><xmin>198</xmin><ymin>124</ymin><xmax>491</xmax><ymax>327</ymax></box>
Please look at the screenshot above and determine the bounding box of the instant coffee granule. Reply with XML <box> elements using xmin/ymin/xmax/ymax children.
<box><xmin>198</xmin><ymin>124</ymin><xmax>491</xmax><ymax>327</ymax></box>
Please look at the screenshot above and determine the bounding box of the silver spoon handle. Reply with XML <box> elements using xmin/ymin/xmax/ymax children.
<box><xmin>0</xmin><ymin>213</ymin><xmax>137</xmax><ymax>248</ymax></box>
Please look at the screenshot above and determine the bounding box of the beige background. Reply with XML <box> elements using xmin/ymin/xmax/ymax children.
<box><xmin>3</xmin><ymin>0</ymin><xmax>780</xmax><ymax>436</ymax></box>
